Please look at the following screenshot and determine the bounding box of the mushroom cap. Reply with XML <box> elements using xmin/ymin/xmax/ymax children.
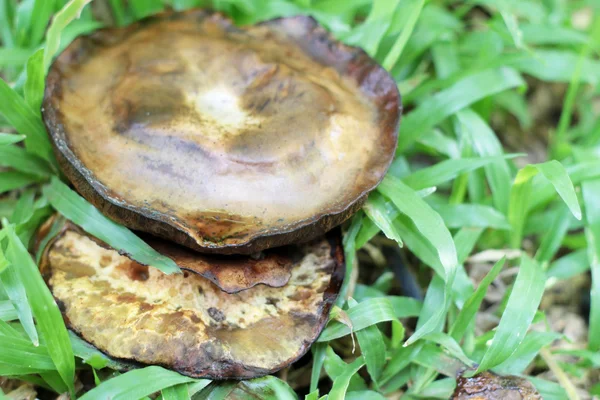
<box><xmin>43</xmin><ymin>9</ymin><xmax>401</xmax><ymax>254</ymax></box>
<box><xmin>37</xmin><ymin>218</ymin><xmax>344</xmax><ymax>379</ymax></box>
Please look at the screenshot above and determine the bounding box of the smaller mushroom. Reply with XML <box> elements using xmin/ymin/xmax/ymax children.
<box><xmin>36</xmin><ymin>216</ymin><xmax>344</xmax><ymax>379</ymax></box>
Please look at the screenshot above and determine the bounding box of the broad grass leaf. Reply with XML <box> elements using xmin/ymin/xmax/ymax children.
<box><xmin>318</xmin><ymin>297</ymin><xmax>395</xmax><ymax>341</ymax></box>
<box><xmin>0</xmin><ymin>255</ymin><xmax>38</xmax><ymax>344</ymax></box>
<box><xmin>323</xmin><ymin>346</ymin><xmax>368</xmax><ymax>392</ymax></box>
<box><xmin>338</xmin><ymin>213</ymin><xmax>362</xmax><ymax>305</ymax></box>
<box><xmin>348</xmin><ymin>298</ymin><xmax>385</xmax><ymax>384</ymax></box>
<box><xmin>43</xmin><ymin>177</ymin><xmax>180</xmax><ymax>274</ymax></box>
<box><xmin>494</xmin><ymin>331</ymin><xmax>562</xmax><ymax>375</ymax></box>
<box><xmin>413</xmin><ymin>343</ymin><xmax>466</xmax><ymax>377</ymax></box>
<box><xmin>527</xmin><ymin>377</ymin><xmax>569</xmax><ymax>400</ymax></box>
<box><xmin>309</xmin><ymin>342</ymin><xmax>327</xmax><ymax>393</ymax></box>
<box><xmin>382</xmin><ymin>0</ymin><xmax>424</xmax><ymax>70</ymax></box>
<box><xmin>397</xmin><ymin>68</ymin><xmax>524</xmax><ymax>152</ymax></box>
<box><xmin>0</xmin><ymin>335</ymin><xmax>55</xmax><ymax>370</ymax></box>
<box><xmin>583</xmin><ymin>196</ymin><xmax>600</xmax><ymax>352</ymax></box>
<box><xmin>328</xmin><ymin>357</ymin><xmax>365</xmax><ymax>400</ymax></box>
<box><xmin>422</xmin><ymin>332</ymin><xmax>475</xmax><ymax>367</ymax></box>
<box><xmin>43</xmin><ymin>0</ymin><xmax>93</xmax><ymax>70</ymax></box>
<box><xmin>535</xmin><ymin>205</ymin><xmax>573</xmax><ymax>263</ymax></box>
<box><xmin>9</xmin><ymin>188</ymin><xmax>35</xmax><ymax>224</ymax></box>
<box><xmin>28</xmin><ymin>0</ymin><xmax>55</xmax><ymax>46</ymax></box>
<box><xmin>363</xmin><ymin>192</ymin><xmax>403</xmax><ymax>246</ymax></box>
<box><xmin>433</xmin><ymin>204</ymin><xmax>510</xmax><ymax>230</ymax></box>
<box><xmin>509</xmin><ymin>49</ymin><xmax>600</xmax><ymax>83</ymax></box>
<box><xmin>0</xmin><ymin>48</ymin><xmax>33</xmax><ymax>67</ymax></box>
<box><xmin>509</xmin><ymin>161</ymin><xmax>581</xmax><ymax>248</ymax></box>
<box><xmin>79</xmin><ymin>366</ymin><xmax>197</xmax><ymax>400</ymax></box>
<box><xmin>24</xmin><ymin>49</ymin><xmax>44</xmax><ymax>112</ymax></box>
<box><xmin>0</xmin><ymin>79</ymin><xmax>53</xmax><ymax>162</ymax></box>
<box><xmin>0</xmin><ymin>300</ymin><xmax>18</xmax><ymax>321</ymax></box>
<box><xmin>476</xmin><ymin>255</ymin><xmax>545</xmax><ymax>373</ymax></box>
<box><xmin>129</xmin><ymin>0</ymin><xmax>164</xmax><ymax>19</ymax></box>
<box><xmin>547</xmin><ymin>249</ymin><xmax>589</xmax><ymax>280</ymax></box>
<box><xmin>0</xmin><ymin>133</ymin><xmax>25</xmax><ymax>146</ymax></box>
<box><xmin>379</xmin><ymin>176</ymin><xmax>457</xmax><ymax>277</ymax></box>
<box><xmin>161</xmin><ymin>382</ymin><xmax>192</xmax><ymax>400</ymax></box>
<box><xmin>401</xmin><ymin>155</ymin><xmax>518</xmax><ymax>191</ymax></box>
<box><xmin>450</xmin><ymin>258</ymin><xmax>505</xmax><ymax>341</ymax></box>
<box><xmin>521</xmin><ymin>23</ymin><xmax>587</xmax><ymax>46</ymax></box>
<box><xmin>0</xmin><ymin>144</ymin><xmax>51</xmax><ymax>178</ymax></box>
<box><xmin>346</xmin><ymin>391</ymin><xmax>387</xmax><ymax>400</ymax></box>
<box><xmin>4</xmin><ymin>225</ymin><xmax>75</xmax><ymax>393</ymax></box>
<box><xmin>456</xmin><ymin>110</ymin><xmax>512</xmax><ymax>213</ymax></box>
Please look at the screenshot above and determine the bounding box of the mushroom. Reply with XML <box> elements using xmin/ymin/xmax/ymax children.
<box><xmin>38</xmin><ymin>8</ymin><xmax>401</xmax><ymax>380</ymax></box>
<box><xmin>42</xmin><ymin>9</ymin><xmax>401</xmax><ymax>254</ymax></box>
<box><xmin>37</xmin><ymin>217</ymin><xmax>344</xmax><ymax>379</ymax></box>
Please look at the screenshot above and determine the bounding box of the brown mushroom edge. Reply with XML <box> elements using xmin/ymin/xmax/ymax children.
<box><xmin>42</xmin><ymin>9</ymin><xmax>401</xmax><ymax>255</ymax></box>
<box><xmin>36</xmin><ymin>218</ymin><xmax>345</xmax><ymax>379</ymax></box>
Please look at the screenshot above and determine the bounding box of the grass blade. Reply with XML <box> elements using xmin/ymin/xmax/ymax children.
<box><xmin>433</xmin><ymin>204</ymin><xmax>510</xmax><ymax>230</ymax></box>
<box><xmin>363</xmin><ymin>192</ymin><xmax>403</xmax><ymax>246</ymax></box>
<box><xmin>0</xmin><ymin>300</ymin><xmax>18</xmax><ymax>321</ymax></box>
<box><xmin>0</xmin><ymin>133</ymin><xmax>25</xmax><ymax>146</ymax></box>
<box><xmin>43</xmin><ymin>177</ymin><xmax>180</xmax><ymax>274</ymax></box>
<box><xmin>475</xmin><ymin>255</ymin><xmax>545</xmax><ymax>373</ymax></box>
<box><xmin>509</xmin><ymin>161</ymin><xmax>581</xmax><ymax>248</ymax></box>
<box><xmin>0</xmin><ymin>336</ymin><xmax>55</xmax><ymax>370</ymax></box>
<box><xmin>397</xmin><ymin>68</ymin><xmax>524</xmax><ymax>152</ymax></box>
<box><xmin>79</xmin><ymin>366</ymin><xmax>197</xmax><ymax>400</ymax></box>
<box><xmin>309</xmin><ymin>342</ymin><xmax>327</xmax><ymax>393</ymax></box>
<box><xmin>29</xmin><ymin>0</ymin><xmax>55</xmax><ymax>46</ymax></box>
<box><xmin>328</xmin><ymin>357</ymin><xmax>365</xmax><ymax>400</ymax></box>
<box><xmin>0</xmin><ymin>78</ymin><xmax>53</xmax><ymax>162</ymax></box>
<box><xmin>382</xmin><ymin>0</ymin><xmax>424</xmax><ymax>70</ymax></box>
<box><xmin>0</xmin><ymin>48</ymin><xmax>34</xmax><ymax>67</ymax></box>
<box><xmin>0</xmin><ymin>255</ymin><xmax>38</xmax><ymax>344</ymax></box>
<box><xmin>457</xmin><ymin>110</ymin><xmax>512</xmax><ymax>213</ymax></box>
<box><xmin>324</xmin><ymin>346</ymin><xmax>368</xmax><ymax>391</ymax></box>
<box><xmin>494</xmin><ymin>331</ymin><xmax>562</xmax><ymax>375</ymax></box>
<box><xmin>129</xmin><ymin>0</ymin><xmax>164</xmax><ymax>19</ymax></box>
<box><xmin>318</xmin><ymin>298</ymin><xmax>395</xmax><ymax>341</ymax></box>
<box><xmin>450</xmin><ymin>257</ymin><xmax>505</xmax><ymax>341</ymax></box>
<box><xmin>582</xmin><ymin>181</ymin><xmax>600</xmax><ymax>351</ymax></box>
<box><xmin>4</xmin><ymin>224</ymin><xmax>75</xmax><ymax>394</ymax></box>
<box><xmin>24</xmin><ymin>49</ymin><xmax>45</xmax><ymax>112</ymax></box>
<box><xmin>379</xmin><ymin>175</ymin><xmax>457</xmax><ymax>277</ymax></box>
<box><xmin>43</xmin><ymin>0</ymin><xmax>93</xmax><ymax>70</ymax></box>
<box><xmin>348</xmin><ymin>298</ymin><xmax>385</xmax><ymax>384</ymax></box>
<box><xmin>401</xmin><ymin>155</ymin><xmax>519</xmax><ymax>190</ymax></box>
<box><xmin>0</xmin><ymin>145</ymin><xmax>51</xmax><ymax>178</ymax></box>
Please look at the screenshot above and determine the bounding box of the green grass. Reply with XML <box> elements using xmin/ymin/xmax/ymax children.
<box><xmin>1</xmin><ymin>0</ymin><xmax>600</xmax><ymax>398</ymax></box>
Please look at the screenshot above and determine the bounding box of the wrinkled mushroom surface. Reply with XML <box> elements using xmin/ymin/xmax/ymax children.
<box><xmin>43</xmin><ymin>9</ymin><xmax>401</xmax><ymax>254</ymax></box>
<box><xmin>453</xmin><ymin>372</ymin><xmax>542</xmax><ymax>400</ymax></box>
<box><xmin>38</xmin><ymin>222</ymin><xmax>344</xmax><ymax>379</ymax></box>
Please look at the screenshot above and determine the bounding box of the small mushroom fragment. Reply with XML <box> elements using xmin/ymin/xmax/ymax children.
<box><xmin>42</xmin><ymin>9</ymin><xmax>401</xmax><ymax>254</ymax></box>
<box><xmin>453</xmin><ymin>372</ymin><xmax>542</xmax><ymax>400</ymax></box>
<box><xmin>37</xmin><ymin>219</ymin><xmax>344</xmax><ymax>379</ymax></box>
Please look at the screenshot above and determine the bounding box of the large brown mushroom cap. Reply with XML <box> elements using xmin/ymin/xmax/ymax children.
<box><xmin>43</xmin><ymin>9</ymin><xmax>401</xmax><ymax>254</ymax></box>
<box><xmin>38</xmin><ymin>219</ymin><xmax>344</xmax><ymax>379</ymax></box>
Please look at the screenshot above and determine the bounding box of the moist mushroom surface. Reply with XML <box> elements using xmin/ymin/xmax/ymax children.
<box><xmin>43</xmin><ymin>9</ymin><xmax>401</xmax><ymax>254</ymax></box>
<box><xmin>38</xmin><ymin>220</ymin><xmax>344</xmax><ymax>379</ymax></box>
